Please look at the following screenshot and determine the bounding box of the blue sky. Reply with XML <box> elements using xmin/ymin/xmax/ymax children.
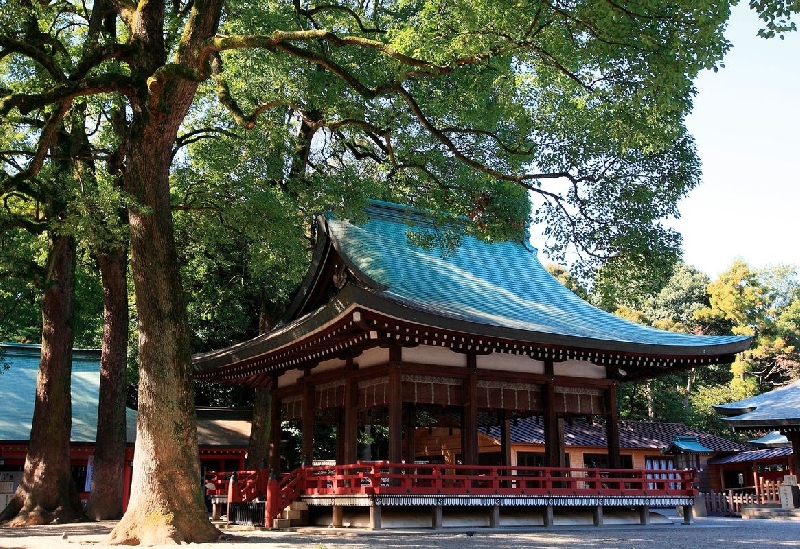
<box><xmin>673</xmin><ymin>3</ymin><xmax>800</xmax><ymax>278</ymax></box>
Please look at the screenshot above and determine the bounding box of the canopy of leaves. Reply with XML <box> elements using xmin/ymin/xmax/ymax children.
<box><xmin>1</xmin><ymin>0</ymin><xmax>747</xmax><ymax>273</ymax></box>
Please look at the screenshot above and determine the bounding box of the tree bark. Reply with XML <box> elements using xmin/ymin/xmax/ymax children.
<box><xmin>84</xmin><ymin>247</ymin><xmax>129</xmax><ymax>520</ymax></box>
<box><xmin>106</xmin><ymin>3</ymin><xmax>222</xmax><ymax>540</ymax></box>
<box><xmin>245</xmin><ymin>387</ymin><xmax>271</xmax><ymax>470</ymax></box>
<box><xmin>107</xmin><ymin>122</ymin><xmax>219</xmax><ymax>543</ymax></box>
<box><xmin>0</xmin><ymin>233</ymin><xmax>84</xmax><ymax>526</ymax></box>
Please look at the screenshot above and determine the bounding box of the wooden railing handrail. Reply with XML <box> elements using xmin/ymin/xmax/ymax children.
<box><xmin>208</xmin><ymin>462</ymin><xmax>699</xmax><ymax>524</ymax></box>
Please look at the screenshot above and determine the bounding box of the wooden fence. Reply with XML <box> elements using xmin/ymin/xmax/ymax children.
<box><xmin>698</xmin><ymin>480</ymin><xmax>782</xmax><ymax>515</ymax></box>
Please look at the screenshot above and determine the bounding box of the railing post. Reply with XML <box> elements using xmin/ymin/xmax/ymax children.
<box><xmin>265</xmin><ymin>469</ymin><xmax>279</xmax><ymax>529</ymax></box>
<box><xmin>227</xmin><ymin>471</ymin><xmax>238</xmax><ymax>521</ymax></box>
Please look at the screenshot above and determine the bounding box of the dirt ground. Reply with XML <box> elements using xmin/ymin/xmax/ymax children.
<box><xmin>2</xmin><ymin>516</ymin><xmax>800</xmax><ymax>549</ymax></box>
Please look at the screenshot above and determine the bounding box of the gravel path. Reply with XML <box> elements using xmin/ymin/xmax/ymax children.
<box><xmin>1</xmin><ymin>516</ymin><xmax>799</xmax><ymax>549</ymax></box>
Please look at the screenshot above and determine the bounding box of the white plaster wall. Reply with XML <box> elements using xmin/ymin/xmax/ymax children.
<box><xmin>277</xmin><ymin>368</ymin><xmax>304</xmax><ymax>388</ymax></box>
<box><xmin>402</xmin><ymin>345</ymin><xmax>466</xmax><ymax>367</ymax></box>
<box><xmin>477</xmin><ymin>352</ymin><xmax>544</xmax><ymax>374</ymax></box>
<box><xmin>553</xmin><ymin>359</ymin><xmax>605</xmax><ymax>379</ymax></box>
<box><xmin>312</xmin><ymin>357</ymin><xmax>347</xmax><ymax>374</ymax></box>
<box><xmin>354</xmin><ymin>346</ymin><xmax>389</xmax><ymax>369</ymax></box>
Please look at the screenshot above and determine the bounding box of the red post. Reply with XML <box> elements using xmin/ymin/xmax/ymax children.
<box><xmin>265</xmin><ymin>470</ymin><xmax>279</xmax><ymax>529</ymax></box>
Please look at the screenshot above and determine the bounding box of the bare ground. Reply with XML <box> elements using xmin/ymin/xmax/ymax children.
<box><xmin>1</xmin><ymin>516</ymin><xmax>800</xmax><ymax>549</ymax></box>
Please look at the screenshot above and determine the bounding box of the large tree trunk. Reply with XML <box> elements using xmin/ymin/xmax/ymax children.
<box><xmin>245</xmin><ymin>388</ymin><xmax>271</xmax><ymax>470</ymax></box>
<box><xmin>106</xmin><ymin>13</ymin><xmax>220</xmax><ymax>543</ymax></box>
<box><xmin>84</xmin><ymin>247</ymin><xmax>129</xmax><ymax>520</ymax></box>
<box><xmin>108</xmin><ymin>127</ymin><xmax>219</xmax><ymax>544</ymax></box>
<box><xmin>0</xmin><ymin>234</ymin><xmax>84</xmax><ymax>526</ymax></box>
<box><xmin>245</xmin><ymin>302</ymin><xmax>278</xmax><ymax>469</ymax></box>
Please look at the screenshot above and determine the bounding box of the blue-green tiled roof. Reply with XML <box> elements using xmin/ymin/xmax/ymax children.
<box><xmin>0</xmin><ymin>343</ymin><xmax>137</xmax><ymax>443</ymax></box>
<box><xmin>326</xmin><ymin>202</ymin><xmax>750</xmax><ymax>351</ymax></box>
<box><xmin>714</xmin><ymin>380</ymin><xmax>800</xmax><ymax>427</ymax></box>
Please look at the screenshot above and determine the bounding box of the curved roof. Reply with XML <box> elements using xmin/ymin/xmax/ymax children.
<box><xmin>714</xmin><ymin>380</ymin><xmax>800</xmax><ymax>429</ymax></box>
<box><xmin>327</xmin><ymin>201</ymin><xmax>749</xmax><ymax>351</ymax></box>
<box><xmin>194</xmin><ymin>201</ymin><xmax>751</xmax><ymax>382</ymax></box>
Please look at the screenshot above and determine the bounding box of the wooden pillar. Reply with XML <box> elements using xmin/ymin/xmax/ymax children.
<box><xmin>490</xmin><ymin>504</ymin><xmax>500</xmax><ymax>528</ymax></box>
<box><xmin>461</xmin><ymin>353</ymin><xmax>479</xmax><ymax>466</ymax></box>
<box><xmin>342</xmin><ymin>370</ymin><xmax>359</xmax><ymax>465</ymax></box>
<box><xmin>405</xmin><ymin>406</ymin><xmax>417</xmax><ymax>464</ymax></box>
<box><xmin>500</xmin><ymin>410</ymin><xmax>512</xmax><ymax>467</ymax></box>
<box><xmin>787</xmin><ymin>431</ymin><xmax>800</xmax><ymax>477</ymax></box>
<box><xmin>302</xmin><ymin>379</ymin><xmax>315</xmax><ymax>465</ymax></box>
<box><xmin>605</xmin><ymin>383</ymin><xmax>621</xmax><ymax>469</ymax></box>
<box><xmin>543</xmin><ymin>504</ymin><xmax>554</xmax><ymax>527</ymax></box>
<box><xmin>370</xmin><ymin>504</ymin><xmax>382</xmax><ymax>530</ymax></box>
<box><xmin>543</xmin><ymin>359</ymin><xmax>561</xmax><ymax>468</ymax></box>
<box><xmin>432</xmin><ymin>504</ymin><xmax>443</xmax><ymax>529</ymax></box>
<box><xmin>639</xmin><ymin>505</ymin><xmax>650</xmax><ymax>525</ymax></box>
<box><xmin>388</xmin><ymin>347</ymin><xmax>403</xmax><ymax>464</ymax></box>
<box><xmin>268</xmin><ymin>376</ymin><xmax>282</xmax><ymax>472</ymax></box>
<box><xmin>332</xmin><ymin>505</ymin><xmax>344</xmax><ymax>528</ymax></box>
<box><xmin>593</xmin><ymin>505</ymin><xmax>603</xmax><ymax>526</ymax></box>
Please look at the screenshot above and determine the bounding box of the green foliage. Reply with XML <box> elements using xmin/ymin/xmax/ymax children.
<box><xmin>750</xmin><ymin>0</ymin><xmax>800</xmax><ymax>37</ymax></box>
<box><xmin>545</xmin><ymin>264</ymin><xmax>589</xmax><ymax>300</ymax></box>
<box><xmin>696</xmin><ymin>261</ymin><xmax>800</xmax><ymax>390</ymax></box>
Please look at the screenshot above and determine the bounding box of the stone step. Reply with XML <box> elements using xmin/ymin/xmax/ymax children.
<box><xmin>272</xmin><ymin>517</ymin><xmax>292</xmax><ymax>529</ymax></box>
<box><xmin>282</xmin><ymin>509</ymin><xmax>306</xmax><ymax>520</ymax></box>
<box><xmin>289</xmin><ymin>501</ymin><xmax>309</xmax><ymax>511</ymax></box>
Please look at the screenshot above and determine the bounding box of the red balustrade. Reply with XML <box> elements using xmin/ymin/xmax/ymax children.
<box><xmin>301</xmin><ymin>462</ymin><xmax>698</xmax><ymax>498</ymax></box>
<box><xmin>208</xmin><ymin>462</ymin><xmax>698</xmax><ymax>526</ymax></box>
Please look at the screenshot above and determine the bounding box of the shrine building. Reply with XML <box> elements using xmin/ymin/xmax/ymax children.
<box><xmin>193</xmin><ymin>200</ymin><xmax>752</xmax><ymax>529</ymax></box>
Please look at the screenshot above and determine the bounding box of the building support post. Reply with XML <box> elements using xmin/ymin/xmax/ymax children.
<box><xmin>543</xmin><ymin>359</ymin><xmax>561</xmax><ymax>468</ymax></box>
<box><xmin>302</xmin><ymin>379</ymin><xmax>315</xmax><ymax>465</ymax></box>
<box><xmin>543</xmin><ymin>504</ymin><xmax>554</xmax><ymax>527</ymax></box>
<box><xmin>432</xmin><ymin>504</ymin><xmax>443</xmax><ymax>529</ymax></box>
<box><xmin>500</xmin><ymin>410</ymin><xmax>512</xmax><ymax>467</ymax></box>
<box><xmin>639</xmin><ymin>505</ymin><xmax>650</xmax><ymax>525</ymax></box>
<box><xmin>268</xmin><ymin>376</ymin><xmax>282</xmax><ymax>473</ymax></box>
<box><xmin>490</xmin><ymin>504</ymin><xmax>501</xmax><ymax>528</ymax></box>
<box><xmin>787</xmin><ymin>431</ymin><xmax>800</xmax><ymax>477</ymax></box>
<box><xmin>370</xmin><ymin>504</ymin><xmax>382</xmax><ymax>530</ymax></box>
<box><xmin>388</xmin><ymin>346</ymin><xmax>403</xmax><ymax>465</ymax></box>
<box><xmin>343</xmin><ymin>362</ymin><xmax>359</xmax><ymax>465</ymax></box>
<box><xmin>462</xmin><ymin>353</ymin><xmax>479</xmax><ymax>466</ymax></box>
<box><xmin>332</xmin><ymin>505</ymin><xmax>343</xmax><ymax>528</ymax></box>
<box><xmin>682</xmin><ymin>504</ymin><xmax>694</xmax><ymax>525</ymax></box>
<box><xmin>405</xmin><ymin>406</ymin><xmax>417</xmax><ymax>464</ymax></box>
<box><xmin>604</xmin><ymin>382</ymin><xmax>621</xmax><ymax>470</ymax></box>
<box><xmin>593</xmin><ymin>505</ymin><xmax>603</xmax><ymax>526</ymax></box>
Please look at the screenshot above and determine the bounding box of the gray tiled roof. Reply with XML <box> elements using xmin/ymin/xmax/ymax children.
<box><xmin>0</xmin><ymin>343</ymin><xmax>137</xmax><ymax>443</ymax></box>
<box><xmin>707</xmin><ymin>446</ymin><xmax>792</xmax><ymax>465</ymax></box>
<box><xmin>480</xmin><ymin>417</ymin><xmax>747</xmax><ymax>453</ymax></box>
<box><xmin>327</xmin><ymin>201</ymin><xmax>750</xmax><ymax>352</ymax></box>
<box><xmin>714</xmin><ymin>380</ymin><xmax>800</xmax><ymax>428</ymax></box>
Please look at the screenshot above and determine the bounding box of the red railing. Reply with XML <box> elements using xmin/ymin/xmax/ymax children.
<box><xmin>207</xmin><ymin>462</ymin><xmax>698</xmax><ymax>526</ymax></box>
<box><xmin>302</xmin><ymin>462</ymin><xmax>698</xmax><ymax>498</ymax></box>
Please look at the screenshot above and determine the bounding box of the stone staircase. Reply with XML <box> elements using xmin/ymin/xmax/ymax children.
<box><xmin>272</xmin><ymin>501</ymin><xmax>309</xmax><ymax>529</ymax></box>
